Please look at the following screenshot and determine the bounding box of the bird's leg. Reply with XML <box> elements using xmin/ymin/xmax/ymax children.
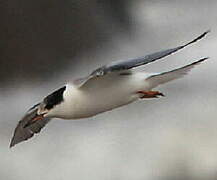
<box><xmin>137</xmin><ymin>91</ymin><xmax>165</xmax><ymax>99</ymax></box>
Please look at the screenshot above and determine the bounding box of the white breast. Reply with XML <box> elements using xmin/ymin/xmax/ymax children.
<box><xmin>48</xmin><ymin>72</ymin><xmax>151</xmax><ymax>119</ymax></box>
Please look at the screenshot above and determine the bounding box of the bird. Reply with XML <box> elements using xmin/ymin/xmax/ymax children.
<box><xmin>10</xmin><ymin>31</ymin><xmax>210</xmax><ymax>147</ymax></box>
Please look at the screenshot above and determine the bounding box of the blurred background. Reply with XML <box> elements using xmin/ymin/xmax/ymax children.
<box><xmin>1</xmin><ymin>0</ymin><xmax>217</xmax><ymax>179</ymax></box>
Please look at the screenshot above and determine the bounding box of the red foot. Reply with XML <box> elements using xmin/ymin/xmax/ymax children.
<box><xmin>137</xmin><ymin>91</ymin><xmax>165</xmax><ymax>99</ymax></box>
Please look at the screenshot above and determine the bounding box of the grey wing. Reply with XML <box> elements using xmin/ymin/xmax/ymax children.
<box><xmin>75</xmin><ymin>31</ymin><xmax>209</xmax><ymax>88</ymax></box>
<box><xmin>10</xmin><ymin>106</ymin><xmax>51</xmax><ymax>148</ymax></box>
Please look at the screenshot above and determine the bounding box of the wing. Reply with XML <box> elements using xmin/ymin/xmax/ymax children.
<box><xmin>10</xmin><ymin>104</ymin><xmax>51</xmax><ymax>148</ymax></box>
<box><xmin>145</xmin><ymin>57</ymin><xmax>208</xmax><ymax>89</ymax></box>
<box><xmin>75</xmin><ymin>31</ymin><xmax>209</xmax><ymax>88</ymax></box>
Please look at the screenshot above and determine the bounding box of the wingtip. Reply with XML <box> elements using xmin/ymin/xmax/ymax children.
<box><xmin>184</xmin><ymin>30</ymin><xmax>210</xmax><ymax>47</ymax></box>
<box><xmin>200</xmin><ymin>30</ymin><xmax>211</xmax><ymax>39</ymax></box>
<box><xmin>9</xmin><ymin>134</ymin><xmax>18</xmax><ymax>148</ymax></box>
<box><xmin>190</xmin><ymin>57</ymin><xmax>209</xmax><ymax>66</ymax></box>
<box><xmin>205</xmin><ymin>29</ymin><xmax>211</xmax><ymax>34</ymax></box>
<box><xmin>203</xmin><ymin>56</ymin><xmax>210</xmax><ymax>60</ymax></box>
<box><xmin>198</xmin><ymin>57</ymin><xmax>209</xmax><ymax>62</ymax></box>
<box><xmin>9</xmin><ymin>140</ymin><xmax>15</xmax><ymax>148</ymax></box>
<box><xmin>200</xmin><ymin>29</ymin><xmax>211</xmax><ymax>37</ymax></box>
<box><xmin>203</xmin><ymin>30</ymin><xmax>211</xmax><ymax>36</ymax></box>
<box><xmin>9</xmin><ymin>143</ymin><xmax>14</xmax><ymax>148</ymax></box>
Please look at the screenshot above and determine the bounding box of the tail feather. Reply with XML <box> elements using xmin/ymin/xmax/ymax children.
<box><xmin>146</xmin><ymin>57</ymin><xmax>209</xmax><ymax>89</ymax></box>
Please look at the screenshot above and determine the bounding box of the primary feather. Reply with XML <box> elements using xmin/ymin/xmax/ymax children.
<box><xmin>76</xmin><ymin>30</ymin><xmax>210</xmax><ymax>88</ymax></box>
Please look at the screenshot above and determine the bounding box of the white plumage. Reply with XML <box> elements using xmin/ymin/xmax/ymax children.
<box><xmin>48</xmin><ymin>59</ymin><xmax>206</xmax><ymax>119</ymax></box>
<box><xmin>10</xmin><ymin>31</ymin><xmax>209</xmax><ymax>147</ymax></box>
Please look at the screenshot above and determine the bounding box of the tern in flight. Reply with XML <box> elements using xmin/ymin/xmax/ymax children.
<box><xmin>10</xmin><ymin>31</ymin><xmax>210</xmax><ymax>147</ymax></box>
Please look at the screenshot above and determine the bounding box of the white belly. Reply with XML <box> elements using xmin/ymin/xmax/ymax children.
<box><xmin>50</xmin><ymin>72</ymin><xmax>151</xmax><ymax>119</ymax></box>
